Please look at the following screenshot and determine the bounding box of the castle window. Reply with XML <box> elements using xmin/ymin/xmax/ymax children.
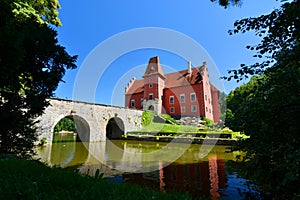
<box><xmin>180</xmin><ymin>94</ymin><xmax>185</xmax><ymax>103</ymax></box>
<box><xmin>206</xmin><ymin>107</ymin><xmax>208</xmax><ymax>112</ymax></box>
<box><xmin>131</xmin><ymin>99</ymin><xmax>135</xmax><ymax>107</ymax></box>
<box><xmin>170</xmin><ymin>107</ymin><xmax>175</xmax><ymax>113</ymax></box>
<box><xmin>149</xmin><ymin>93</ymin><xmax>153</xmax><ymax>100</ymax></box>
<box><xmin>169</xmin><ymin>96</ymin><xmax>174</xmax><ymax>104</ymax></box>
<box><xmin>181</xmin><ymin>106</ymin><xmax>186</xmax><ymax>113</ymax></box>
<box><xmin>141</xmin><ymin>98</ymin><xmax>143</xmax><ymax>106</ymax></box>
<box><xmin>149</xmin><ymin>77</ymin><xmax>152</xmax><ymax>80</ymax></box>
<box><xmin>205</xmin><ymin>94</ymin><xmax>207</xmax><ymax>101</ymax></box>
<box><xmin>190</xmin><ymin>93</ymin><xmax>196</xmax><ymax>102</ymax></box>
<box><xmin>191</xmin><ymin>105</ymin><xmax>197</xmax><ymax>112</ymax></box>
<box><xmin>149</xmin><ymin>83</ymin><xmax>153</xmax><ymax>88</ymax></box>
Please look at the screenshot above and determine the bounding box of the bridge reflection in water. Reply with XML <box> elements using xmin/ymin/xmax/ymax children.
<box><xmin>37</xmin><ymin>133</ymin><xmax>246</xmax><ymax>199</ymax></box>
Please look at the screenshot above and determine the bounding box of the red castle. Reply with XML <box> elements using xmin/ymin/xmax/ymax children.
<box><xmin>125</xmin><ymin>56</ymin><xmax>220</xmax><ymax>123</ymax></box>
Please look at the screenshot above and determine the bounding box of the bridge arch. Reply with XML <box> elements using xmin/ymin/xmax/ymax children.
<box><xmin>36</xmin><ymin>98</ymin><xmax>143</xmax><ymax>143</ymax></box>
<box><xmin>52</xmin><ymin>115</ymin><xmax>90</xmax><ymax>142</ymax></box>
<box><xmin>106</xmin><ymin>117</ymin><xmax>125</xmax><ymax>139</ymax></box>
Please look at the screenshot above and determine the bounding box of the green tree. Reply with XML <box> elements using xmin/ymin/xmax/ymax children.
<box><xmin>54</xmin><ymin>118</ymin><xmax>76</xmax><ymax>133</ymax></box>
<box><xmin>222</xmin><ymin>0</ymin><xmax>300</xmax><ymax>198</ymax></box>
<box><xmin>225</xmin><ymin>75</ymin><xmax>266</xmax><ymax>132</ymax></box>
<box><xmin>0</xmin><ymin>0</ymin><xmax>77</xmax><ymax>156</ymax></box>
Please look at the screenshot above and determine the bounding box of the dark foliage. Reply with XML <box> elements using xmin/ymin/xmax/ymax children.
<box><xmin>224</xmin><ymin>0</ymin><xmax>300</xmax><ymax>198</ymax></box>
<box><xmin>210</xmin><ymin>0</ymin><xmax>242</xmax><ymax>8</ymax></box>
<box><xmin>0</xmin><ymin>0</ymin><xmax>77</xmax><ymax>156</ymax></box>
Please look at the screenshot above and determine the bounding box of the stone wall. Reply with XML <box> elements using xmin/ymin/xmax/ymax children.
<box><xmin>178</xmin><ymin>116</ymin><xmax>206</xmax><ymax>129</ymax></box>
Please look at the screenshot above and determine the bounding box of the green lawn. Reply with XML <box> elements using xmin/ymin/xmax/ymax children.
<box><xmin>128</xmin><ymin>122</ymin><xmax>246</xmax><ymax>139</ymax></box>
<box><xmin>0</xmin><ymin>157</ymin><xmax>192</xmax><ymax>200</ymax></box>
<box><xmin>132</xmin><ymin>122</ymin><xmax>237</xmax><ymax>134</ymax></box>
<box><xmin>137</xmin><ymin>122</ymin><xmax>199</xmax><ymax>134</ymax></box>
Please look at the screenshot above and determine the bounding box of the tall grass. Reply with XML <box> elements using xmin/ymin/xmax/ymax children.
<box><xmin>0</xmin><ymin>158</ymin><xmax>192</xmax><ymax>200</ymax></box>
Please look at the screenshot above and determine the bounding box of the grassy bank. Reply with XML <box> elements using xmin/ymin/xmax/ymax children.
<box><xmin>124</xmin><ymin>122</ymin><xmax>248</xmax><ymax>145</ymax></box>
<box><xmin>0</xmin><ymin>157</ymin><xmax>192</xmax><ymax>200</ymax></box>
<box><xmin>128</xmin><ymin>122</ymin><xmax>244</xmax><ymax>138</ymax></box>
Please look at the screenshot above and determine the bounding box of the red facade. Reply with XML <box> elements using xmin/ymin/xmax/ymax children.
<box><xmin>125</xmin><ymin>56</ymin><xmax>221</xmax><ymax>123</ymax></box>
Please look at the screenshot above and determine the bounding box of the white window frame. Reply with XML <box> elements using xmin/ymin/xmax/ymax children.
<box><xmin>131</xmin><ymin>99</ymin><xmax>135</xmax><ymax>107</ymax></box>
<box><xmin>169</xmin><ymin>96</ymin><xmax>174</xmax><ymax>104</ymax></box>
<box><xmin>181</xmin><ymin>106</ymin><xmax>186</xmax><ymax>113</ymax></box>
<box><xmin>191</xmin><ymin>105</ymin><xmax>197</xmax><ymax>112</ymax></box>
<box><xmin>180</xmin><ymin>94</ymin><xmax>185</xmax><ymax>103</ymax></box>
<box><xmin>190</xmin><ymin>93</ymin><xmax>196</xmax><ymax>102</ymax></box>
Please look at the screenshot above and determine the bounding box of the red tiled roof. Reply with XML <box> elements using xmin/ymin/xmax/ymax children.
<box><xmin>126</xmin><ymin>66</ymin><xmax>206</xmax><ymax>95</ymax></box>
<box><xmin>125</xmin><ymin>79</ymin><xmax>144</xmax><ymax>95</ymax></box>
<box><xmin>164</xmin><ymin>67</ymin><xmax>203</xmax><ymax>88</ymax></box>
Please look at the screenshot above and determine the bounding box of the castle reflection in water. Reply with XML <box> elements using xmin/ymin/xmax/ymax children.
<box><xmin>37</xmin><ymin>135</ymin><xmax>234</xmax><ymax>199</ymax></box>
<box><xmin>122</xmin><ymin>156</ymin><xmax>226</xmax><ymax>199</ymax></box>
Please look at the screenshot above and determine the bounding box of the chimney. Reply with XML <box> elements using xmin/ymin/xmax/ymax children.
<box><xmin>187</xmin><ymin>61</ymin><xmax>192</xmax><ymax>74</ymax></box>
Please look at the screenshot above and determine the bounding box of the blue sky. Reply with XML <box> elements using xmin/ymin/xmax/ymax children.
<box><xmin>54</xmin><ymin>0</ymin><xmax>281</xmax><ymax>106</ymax></box>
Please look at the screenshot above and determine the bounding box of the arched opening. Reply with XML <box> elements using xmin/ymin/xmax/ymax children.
<box><xmin>53</xmin><ymin>116</ymin><xmax>76</xmax><ymax>143</ymax></box>
<box><xmin>73</xmin><ymin>115</ymin><xmax>90</xmax><ymax>142</ymax></box>
<box><xmin>106</xmin><ymin>117</ymin><xmax>125</xmax><ymax>139</ymax></box>
<box><xmin>53</xmin><ymin>115</ymin><xmax>90</xmax><ymax>142</ymax></box>
<box><xmin>50</xmin><ymin>115</ymin><xmax>90</xmax><ymax>167</ymax></box>
<box><xmin>148</xmin><ymin>105</ymin><xmax>154</xmax><ymax>111</ymax></box>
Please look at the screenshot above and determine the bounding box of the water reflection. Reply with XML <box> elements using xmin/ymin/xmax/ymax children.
<box><xmin>37</xmin><ymin>133</ymin><xmax>251</xmax><ymax>199</ymax></box>
<box><xmin>122</xmin><ymin>159</ymin><xmax>227</xmax><ymax>199</ymax></box>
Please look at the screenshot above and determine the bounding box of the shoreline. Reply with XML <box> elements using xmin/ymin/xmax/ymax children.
<box><xmin>122</xmin><ymin>134</ymin><xmax>237</xmax><ymax>145</ymax></box>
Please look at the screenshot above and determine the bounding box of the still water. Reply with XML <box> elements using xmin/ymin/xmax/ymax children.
<box><xmin>37</xmin><ymin>133</ymin><xmax>257</xmax><ymax>199</ymax></box>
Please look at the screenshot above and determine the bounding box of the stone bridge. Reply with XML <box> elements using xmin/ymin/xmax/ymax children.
<box><xmin>35</xmin><ymin>98</ymin><xmax>143</xmax><ymax>143</ymax></box>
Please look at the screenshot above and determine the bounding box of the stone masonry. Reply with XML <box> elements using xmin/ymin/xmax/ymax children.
<box><xmin>35</xmin><ymin>98</ymin><xmax>143</xmax><ymax>143</ymax></box>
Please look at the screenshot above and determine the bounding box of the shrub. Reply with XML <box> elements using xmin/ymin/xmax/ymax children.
<box><xmin>38</xmin><ymin>137</ymin><xmax>47</xmax><ymax>146</ymax></box>
<box><xmin>201</xmin><ymin>117</ymin><xmax>215</xmax><ymax>128</ymax></box>
<box><xmin>142</xmin><ymin>110</ymin><xmax>154</xmax><ymax>127</ymax></box>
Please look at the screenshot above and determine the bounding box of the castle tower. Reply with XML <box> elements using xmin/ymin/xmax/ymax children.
<box><xmin>199</xmin><ymin>62</ymin><xmax>214</xmax><ymax>120</ymax></box>
<box><xmin>142</xmin><ymin>56</ymin><xmax>166</xmax><ymax>114</ymax></box>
